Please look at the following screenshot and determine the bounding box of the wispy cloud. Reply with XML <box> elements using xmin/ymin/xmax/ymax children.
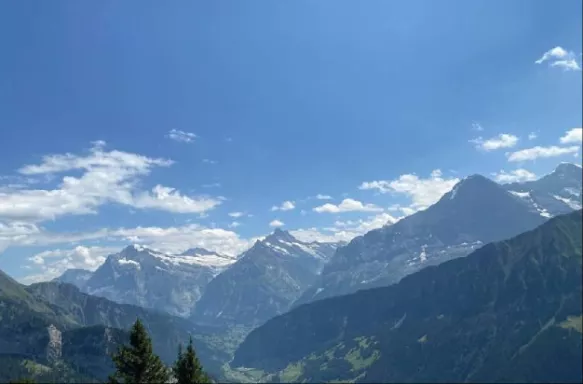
<box><xmin>492</xmin><ymin>169</ymin><xmax>537</xmax><ymax>183</ymax></box>
<box><xmin>202</xmin><ymin>159</ymin><xmax>218</xmax><ymax>165</ymax></box>
<box><xmin>471</xmin><ymin>122</ymin><xmax>484</xmax><ymax>132</ymax></box>
<box><xmin>291</xmin><ymin>212</ymin><xmax>398</xmax><ymax>243</ymax></box>
<box><xmin>133</xmin><ymin>185</ymin><xmax>220</xmax><ymax>214</ymax></box>
<box><xmin>271</xmin><ymin>201</ymin><xmax>296</xmax><ymax>211</ymax></box>
<box><xmin>315</xmin><ymin>194</ymin><xmax>332</xmax><ymax>200</ymax></box>
<box><xmin>535</xmin><ymin>46</ymin><xmax>581</xmax><ymax>71</ymax></box>
<box><xmin>166</xmin><ymin>129</ymin><xmax>197</xmax><ymax>143</ymax></box>
<box><xmin>313</xmin><ymin>198</ymin><xmax>383</xmax><ymax>214</ymax></box>
<box><xmin>228</xmin><ymin>211</ymin><xmax>245</xmax><ymax>218</ymax></box>
<box><xmin>469</xmin><ymin>133</ymin><xmax>518</xmax><ymax>151</ymax></box>
<box><xmin>528</xmin><ymin>132</ymin><xmax>537</xmax><ymax>140</ymax></box>
<box><xmin>269</xmin><ymin>219</ymin><xmax>285</xmax><ymax>227</ymax></box>
<box><xmin>507</xmin><ymin>145</ymin><xmax>580</xmax><ymax>162</ymax></box>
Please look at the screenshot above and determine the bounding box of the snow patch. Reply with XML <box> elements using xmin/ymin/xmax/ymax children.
<box><xmin>264</xmin><ymin>242</ymin><xmax>291</xmax><ymax>255</ymax></box>
<box><xmin>118</xmin><ymin>258</ymin><xmax>140</xmax><ymax>268</ymax></box>
<box><xmin>564</xmin><ymin>187</ymin><xmax>581</xmax><ymax>197</ymax></box>
<box><xmin>419</xmin><ymin>245</ymin><xmax>427</xmax><ymax>263</ymax></box>
<box><xmin>153</xmin><ymin>252</ymin><xmax>236</xmax><ymax>268</ymax></box>
<box><xmin>553</xmin><ymin>195</ymin><xmax>583</xmax><ymax>210</ymax></box>
<box><xmin>449</xmin><ymin>183</ymin><xmax>460</xmax><ymax>200</ymax></box>
<box><xmin>509</xmin><ymin>190</ymin><xmax>531</xmax><ymax>199</ymax></box>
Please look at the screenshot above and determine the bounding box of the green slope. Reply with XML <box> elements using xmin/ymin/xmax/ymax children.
<box><xmin>0</xmin><ymin>272</ymin><xmax>227</xmax><ymax>382</ymax></box>
<box><xmin>232</xmin><ymin>210</ymin><xmax>583</xmax><ymax>383</ymax></box>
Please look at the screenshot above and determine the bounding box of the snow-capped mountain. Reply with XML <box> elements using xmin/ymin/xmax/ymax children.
<box><xmin>505</xmin><ymin>162</ymin><xmax>582</xmax><ymax>217</ymax></box>
<box><xmin>192</xmin><ymin>229</ymin><xmax>342</xmax><ymax>328</ymax></box>
<box><xmin>52</xmin><ymin>268</ymin><xmax>93</xmax><ymax>288</ymax></box>
<box><xmin>294</xmin><ymin>174</ymin><xmax>548</xmax><ymax>307</ymax></box>
<box><xmin>76</xmin><ymin>244</ymin><xmax>236</xmax><ymax>317</ymax></box>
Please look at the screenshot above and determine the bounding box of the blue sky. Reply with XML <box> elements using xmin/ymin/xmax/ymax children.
<box><xmin>0</xmin><ymin>0</ymin><xmax>581</xmax><ymax>283</ymax></box>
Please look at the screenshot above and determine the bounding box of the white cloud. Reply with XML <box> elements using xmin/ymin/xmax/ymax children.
<box><xmin>133</xmin><ymin>185</ymin><xmax>220</xmax><ymax>214</ymax></box>
<box><xmin>271</xmin><ymin>201</ymin><xmax>296</xmax><ymax>211</ymax></box>
<box><xmin>110</xmin><ymin>225</ymin><xmax>252</xmax><ymax>256</ymax></box>
<box><xmin>228</xmin><ymin>221</ymin><xmax>241</xmax><ymax>228</ymax></box>
<box><xmin>507</xmin><ymin>145</ymin><xmax>580</xmax><ymax>162</ymax></box>
<box><xmin>313</xmin><ymin>198</ymin><xmax>383</xmax><ymax>214</ymax></box>
<box><xmin>492</xmin><ymin>169</ymin><xmax>537</xmax><ymax>184</ymax></box>
<box><xmin>560</xmin><ymin>128</ymin><xmax>582</xmax><ymax>144</ymax></box>
<box><xmin>21</xmin><ymin>245</ymin><xmax>118</xmax><ymax>284</ymax></box>
<box><xmin>202</xmin><ymin>183</ymin><xmax>221</xmax><ymax>188</ymax></box>
<box><xmin>228</xmin><ymin>212</ymin><xmax>245</xmax><ymax>218</ymax></box>
<box><xmin>528</xmin><ymin>132</ymin><xmax>537</xmax><ymax>140</ymax></box>
<box><xmin>469</xmin><ymin>133</ymin><xmax>519</xmax><ymax>151</ymax></box>
<box><xmin>333</xmin><ymin>212</ymin><xmax>398</xmax><ymax>233</ymax></box>
<box><xmin>359</xmin><ymin>170</ymin><xmax>459</xmax><ymax>212</ymax></box>
<box><xmin>202</xmin><ymin>159</ymin><xmax>217</xmax><ymax>165</ymax></box>
<box><xmin>535</xmin><ymin>46</ymin><xmax>581</xmax><ymax>71</ymax></box>
<box><xmin>535</xmin><ymin>46</ymin><xmax>569</xmax><ymax>63</ymax></box>
<box><xmin>0</xmin><ymin>144</ymin><xmax>220</xmax><ymax>222</ymax></box>
<box><xmin>167</xmin><ymin>129</ymin><xmax>197</xmax><ymax>143</ymax></box>
<box><xmin>315</xmin><ymin>194</ymin><xmax>332</xmax><ymax>200</ymax></box>
<box><xmin>290</xmin><ymin>228</ymin><xmax>351</xmax><ymax>243</ymax></box>
<box><xmin>269</xmin><ymin>219</ymin><xmax>285</xmax><ymax>227</ymax></box>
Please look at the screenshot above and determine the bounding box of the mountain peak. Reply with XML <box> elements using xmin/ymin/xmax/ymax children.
<box><xmin>265</xmin><ymin>228</ymin><xmax>297</xmax><ymax>243</ymax></box>
<box><xmin>445</xmin><ymin>174</ymin><xmax>497</xmax><ymax>201</ymax></box>
<box><xmin>554</xmin><ymin>162</ymin><xmax>582</xmax><ymax>174</ymax></box>
<box><xmin>119</xmin><ymin>244</ymin><xmax>148</xmax><ymax>253</ymax></box>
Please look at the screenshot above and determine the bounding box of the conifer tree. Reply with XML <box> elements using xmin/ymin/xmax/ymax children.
<box><xmin>108</xmin><ymin>319</ymin><xmax>169</xmax><ymax>384</ymax></box>
<box><xmin>173</xmin><ymin>336</ymin><xmax>211</xmax><ymax>384</ymax></box>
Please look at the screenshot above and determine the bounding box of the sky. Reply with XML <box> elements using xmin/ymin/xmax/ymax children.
<box><xmin>0</xmin><ymin>0</ymin><xmax>581</xmax><ymax>284</ymax></box>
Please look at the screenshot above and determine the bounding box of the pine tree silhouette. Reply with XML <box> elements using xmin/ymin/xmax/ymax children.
<box><xmin>173</xmin><ymin>336</ymin><xmax>211</xmax><ymax>384</ymax></box>
<box><xmin>108</xmin><ymin>319</ymin><xmax>169</xmax><ymax>384</ymax></box>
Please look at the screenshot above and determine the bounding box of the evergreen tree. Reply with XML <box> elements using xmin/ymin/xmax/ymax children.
<box><xmin>108</xmin><ymin>319</ymin><xmax>169</xmax><ymax>384</ymax></box>
<box><xmin>173</xmin><ymin>336</ymin><xmax>211</xmax><ymax>384</ymax></box>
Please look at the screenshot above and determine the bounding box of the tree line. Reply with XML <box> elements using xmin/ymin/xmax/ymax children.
<box><xmin>10</xmin><ymin>319</ymin><xmax>212</xmax><ymax>384</ymax></box>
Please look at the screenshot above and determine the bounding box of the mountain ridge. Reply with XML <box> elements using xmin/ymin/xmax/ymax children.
<box><xmin>231</xmin><ymin>210</ymin><xmax>583</xmax><ymax>383</ymax></box>
<box><xmin>294</xmin><ymin>173</ymin><xmax>548</xmax><ymax>306</ymax></box>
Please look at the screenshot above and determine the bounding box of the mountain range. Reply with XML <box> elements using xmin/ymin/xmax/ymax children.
<box><xmin>231</xmin><ymin>210</ymin><xmax>583</xmax><ymax>383</ymax></box>
<box><xmin>54</xmin><ymin>164</ymin><xmax>581</xmax><ymax>325</ymax></box>
<box><xmin>12</xmin><ymin>162</ymin><xmax>580</xmax><ymax>382</ymax></box>
<box><xmin>57</xmin><ymin>245</ymin><xmax>237</xmax><ymax>318</ymax></box>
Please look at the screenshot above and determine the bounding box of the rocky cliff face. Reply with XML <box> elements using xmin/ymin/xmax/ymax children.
<box><xmin>46</xmin><ymin>324</ymin><xmax>62</xmax><ymax>363</ymax></box>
